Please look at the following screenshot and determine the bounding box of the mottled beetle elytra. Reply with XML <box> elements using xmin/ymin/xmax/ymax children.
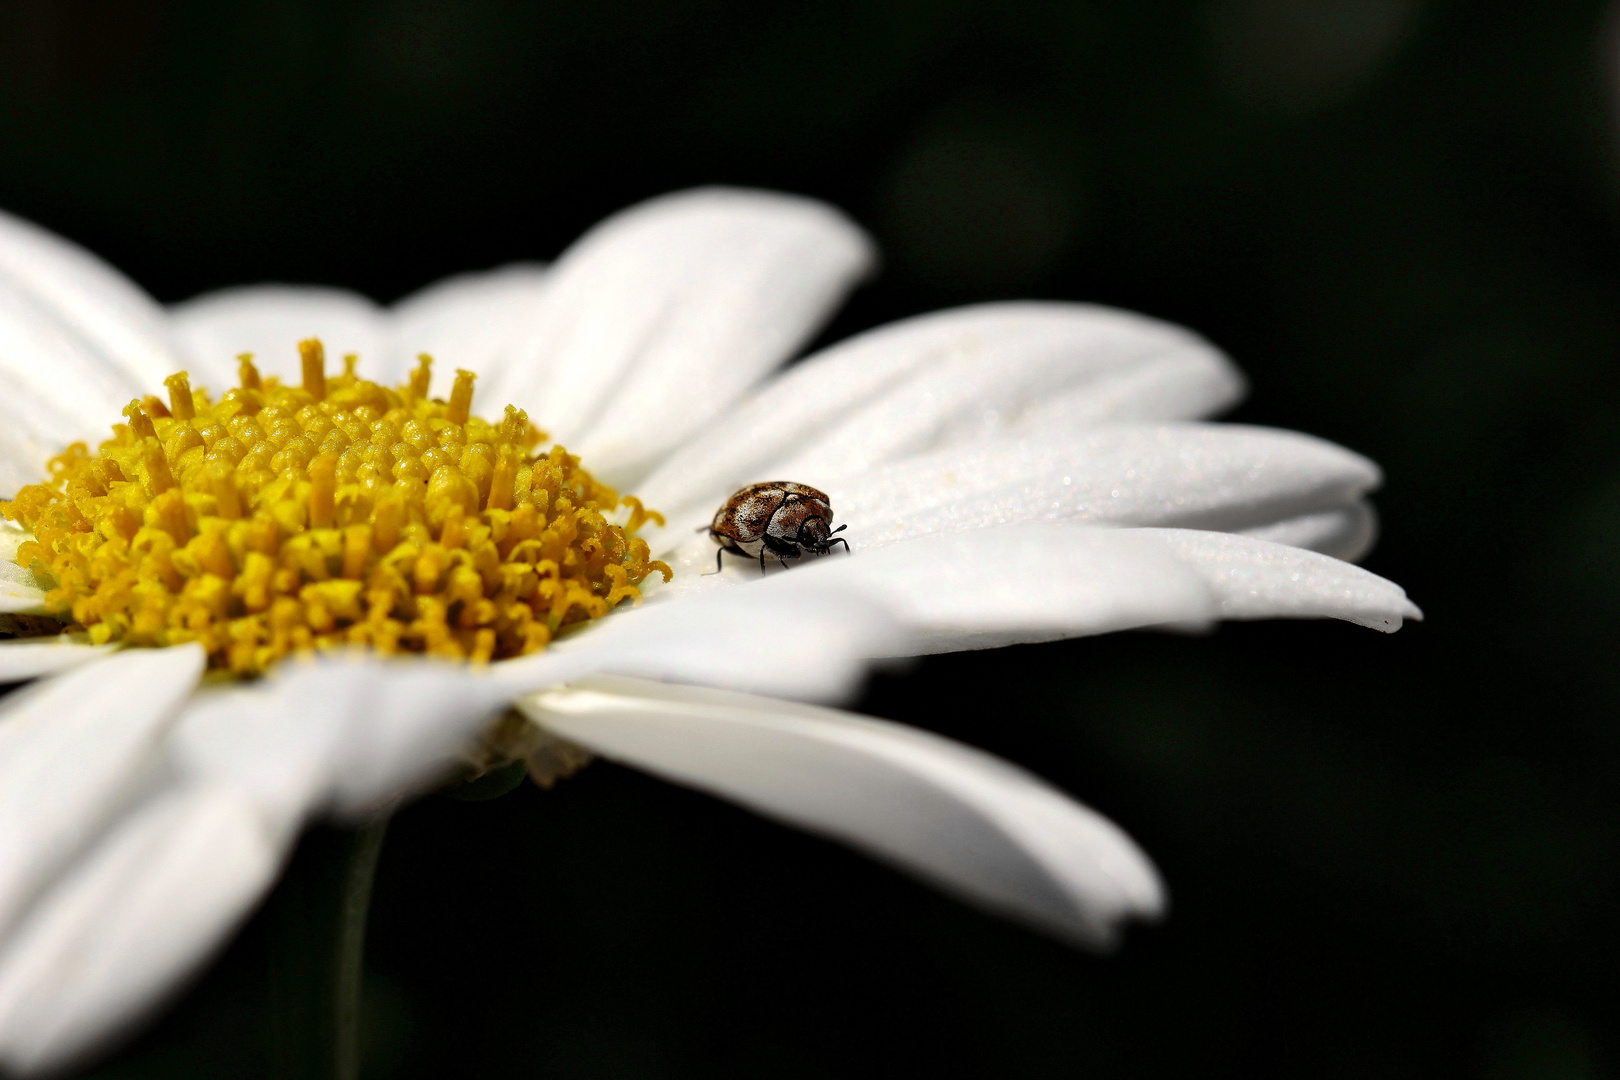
<box><xmin>703</xmin><ymin>481</ymin><xmax>849</xmax><ymax>575</ymax></box>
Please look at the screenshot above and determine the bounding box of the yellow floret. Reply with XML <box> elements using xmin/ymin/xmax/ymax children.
<box><xmin>2</xmin><ymin>341</ymin><xmax>671</xmax><ymax>675</ymax></box>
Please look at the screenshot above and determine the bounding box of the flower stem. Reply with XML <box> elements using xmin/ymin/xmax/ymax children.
<box><xmin>267</xmin><ymin>810</ymin><xmax>393</xmax><ymax>1080</ymax></box>
<box><xmin>334</xmin><ymin>812</ymin><xmax>390</xmax><ymax>1080</ymax></box>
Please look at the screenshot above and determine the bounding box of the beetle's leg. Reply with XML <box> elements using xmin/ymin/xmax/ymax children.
<box><xmin>828</xmin><ymin>536</ymin><xmax>850</xmax><ymax>555</ymax></box>
<box><xmin>702</xmin><ymin>546</ymin><xmax>726</xmax><ymax>576</ymax></box>
<box><xmin>759</xmin><ymin>548</ymin><xmax>768</xmax><ymax>576</ymax></box>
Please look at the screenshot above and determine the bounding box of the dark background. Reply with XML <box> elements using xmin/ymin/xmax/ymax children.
<box><xmin>3</xmin><ymin>0</ymin><xmax>1616</xmax><ymax>1076</ymax></box>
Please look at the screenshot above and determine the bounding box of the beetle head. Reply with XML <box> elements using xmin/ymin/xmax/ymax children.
<box><xmin>797</xmin><ymin>518</ymin><xmax>848</xmax><ymax>553</ymax></box>
<box><xmin>797</xmin><ymin>515</ymin><xmax>832</xmax><ymax>550</ymax></box>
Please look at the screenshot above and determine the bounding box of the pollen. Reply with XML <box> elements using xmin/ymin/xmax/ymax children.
<box><xmin>1</xmin><ymin>342</ymin><xmax>671</xmax><ymax>675</ymax></box>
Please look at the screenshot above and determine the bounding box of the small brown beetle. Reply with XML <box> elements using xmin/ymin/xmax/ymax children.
<box><xmin>705</xmin><ymin>481</ymin><xmax>850</xmax><ymax>575</ymax></box>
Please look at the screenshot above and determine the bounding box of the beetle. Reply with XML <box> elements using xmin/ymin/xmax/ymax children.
<box><xmin>704</xmin><ymin>481</ymin><xmax>849</xmax><ymax>575</ymax></box>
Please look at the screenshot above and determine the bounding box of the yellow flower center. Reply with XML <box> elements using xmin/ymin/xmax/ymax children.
<box><xmin>1</xmin><ymin>340</ymin><xmax>670</xmax><ymax>675</ymax></box>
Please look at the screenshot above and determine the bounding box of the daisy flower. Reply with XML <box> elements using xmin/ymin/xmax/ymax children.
<box><xmin>0</xmin><ymin>187</ymin><xmax>1418</xmax><ymax>1075</ymax></box>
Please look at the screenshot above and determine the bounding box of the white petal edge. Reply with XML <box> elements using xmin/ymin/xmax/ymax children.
<box><xmin>385</xmin><ymin>262</ymin><xmax>548</xmax><ymax>389</ymax></box>
<box><xmin>519</xmin><ymin>675</ymin><xmax>1165</xmax><ymax>949</ymax></box>
<box><xmin>483</xmin><ymin>187</ymin><xmax>875</xmax><ymax>485</ymax></box>
<box><xmin>0</xmin><ymin>782</ymin><xmax>287</xmax><ymax>1078</ymax></box>
<box><xmin>0</xmin><ymin>208</ymin><xmax>183</xmax><ymax>393</ymax></box>
<box><xmin>0</xmin><ymin>640</ymin><xmax>110</xmax><ymax>683</ymax></box>
<box><xmin>1240</xmin><ymin>501</ymin><xmax>1378</xmax><ymax>563</ymax></box>
<box><xmin>168</xmin><ymin>285</ymin><xmax>388</xmax><ymax>394</ymax></box>
<box><xmin>637</xmin><ymin>301</ymin><xmax>1246</xmax><ymax>518</ymax></box>
<box><xmin>1146</xmin><ymin>528</ymin><xmax>1420</xmax><ymax>631</ymax></box>
<box><xmin>0</xmin><ymin>645</ymin><xmax>205</xmax><ymax>939</ymax></box>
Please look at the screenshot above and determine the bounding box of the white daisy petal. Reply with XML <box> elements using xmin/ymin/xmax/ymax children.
<box><xmin>637</xmin><ymin>302</ymin><xmax>1245</xmax><ymax>517</ymax></box>
<box><xmin>260</xmin><ymin>659</ymin><xmax>511</xmax><ymax>819</ymax></box>
<box><xmin>519</xmin><ymin>675</ymin><xmax>1164</xmax><ymax>949</ymax></box>
<box><xmin>838</xmin><ymin>422</ymin><xmax>1376</xmax><ymax>547</ymax></box>
<box><xmin>482</xmin><ymin>187</ymin><xmax>875</xmax><ymax>485</ymax></box>
<box><xmin>172</xmin><ymin>656</ymin><xmax>513</xmax><ymax>823</ymax></box>
<box><xmin>649</xmin><ymin>421</ymin><xmax>1381</xmax><ymax>550</ymax></box>
<box><xmin>1147</xmin><ymin>528</ymin><xmax>1420</xmax><ymax>631</ymax></box>
<box><xmin>0</xmin><ymin>640</ymin><xmax>111</xmax><ymax>684</ymax></box>
<box><xmin>0</xmin><ymin>380</ymin><xmax>68</xmax><ymax>498</ymax></box>
<box><xmin>0</xmin><ymin>528</ymin><xmax>50</xmax><ymax>615</ymax></box>
<box><xmin>486</xmin><ymin>589</ymin><xmax>900</xmax><ymax>703</ymax></box>
<box><xmin>0</xmin><ymin>208</ymin><xmax>183</xmax><ymax>393</ymax></box>
<box><xmin>0</xmin><ymin>278</ymin><xmax>145</xmax><ymax>453</ymax></box>
<box><xmin>386</xmin><ymin>263</ymin><xmax>548</xmax><ymax>388</ymax></box>
<box><xmin>0</xmin><ymin>657</ymin><xmax>517</xmax><ymax>1077</ymax></box>
<box><xmin>495</xmin><ymin>587</ymin><xmax>914</xmax><ymax>704</ymax></box>
<box><xmin>165</xmin><ymin>681</ymin><xmax>342</xmax><ymax>829</ymax></box>
<box><xmin>0</xmin><ymin>348</ymin><xmax>106</xmax><ymax>495</ymax></box>
<box><xmin>0</xmin><ymin>582</ymin><xmax>48</xmax><ymax>617</ymax></box>
<box><xmin>0</xmin><ymin>781</ymin><xmax>287</xmax><ymax>1078</ymax></box>
<box><xmin>657</xmin><ymin>523</ymin><xmax>1218</xmax><ymax>654</ymax></box>
<box><xmin>46</xmin><ymin>596</ymin><xmax>897</xmax><ymax>870</ymax></box>
<box><xmin>1239</xmin><ymin>501</ymin><xmax>1378</xmax><ymax>562</ymax></box>
<box><xmin>168</xmin><ymin>286</ymin><xmax>388</xmax><ymax>392</ymax></box>
<box><xmin>0</xmin><ymin>645</ymin><xmax>205</xmax><ymax>939</ymax></box>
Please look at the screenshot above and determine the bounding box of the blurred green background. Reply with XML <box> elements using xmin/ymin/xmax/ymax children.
<box><xmin>4</xmin><ymin>0</ymin><xmax>1617</xmax><ymax>1076</ymax></box>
